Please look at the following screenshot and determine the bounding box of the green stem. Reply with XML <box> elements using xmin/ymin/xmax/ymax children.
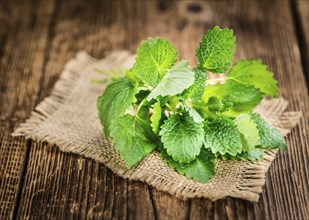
<box><xmin>136</xmin><ymin>98</ymin><xmax>146</xmax><ymax>116</ymax></box>
<box><xmin>227</xmin><ymin>77</ymin><xmax>247</xmax><ymax>85</ymax></box>
<box><xmin>165</xmin><ymin>103</ymin><xmax>175</xmax><ymax>113</ymax></box>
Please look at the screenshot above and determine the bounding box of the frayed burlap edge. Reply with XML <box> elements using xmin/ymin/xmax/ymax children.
<box><xmin>12</xmin><ymin>51</ymin><xmax>302</xmax><ymax>202</ymax></box>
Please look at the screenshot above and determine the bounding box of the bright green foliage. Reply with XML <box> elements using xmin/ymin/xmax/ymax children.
<box><xmin>110</xmin><ymin>114</ymin><xmax>157</xmax><ymax>169</ymax></box>
<box><xmin>201</xmin><ymin>82</ymin><xmax>263</xmax><ymax>116</ymax></box>
<box><xmin>150</xmin><ymin>100</ymin><xmax>162</xmax><ymax>134</ymax></box>
<box><xmin>204</xmin><ymin>119</ymin><xmax>243</xmax><ymax>156</ymax></box>
<box><xmin>224</xmin><ymin>85</ymin><xmax>263</xmax><ymax>113</ymax></box>
<box><xmin>234</xmin><ymin>114</ymin><xmax>260</xmax><ymax>150</ymax></box>
<box><xmin>196</xmin><ymin>26</ymin><xmax>236</xmax><ymax>73</ymax></box>
<box><xmin>137</xmin><ymin>106</ymin><xmax>150</xmax><ymax>120</ymax></box>
<box><xmin>134</xmin><ymin>38</ymin><xmax>178</xmax><ymax>86</ymax></box>
<box><xmin>188</xmin><ymin>68</ymin><xmax>208</xmax><ymax>101</ymax></box>
<box><xmin>227</xmin><ymin>59</ymin><xmax>278</xmax><ymax>97</ymax></box>
<box><xmin>159</xmin><ymin>114</ymin><xmax>204</xmax><ymax>163</ymax></box>
<box><xmin>147</xmin><ymin>60</ymin><xmax>195</xmax><ymax>101</ymax></box>
<box><xmin>97</xmin><ymin>77</ymin><xmax>138</xmax><ymax>136</ymax></box>
<box><xmin>161</xmin><ymin>148</ymin><xmax>215</xmax><ymax>183</ymax></box>
<box><xmin>251</xmin><ymin>114</ymin><xmax>287</xmax><ymax>149</ymax></box>
<box><xmin>186</xmin><ymin>106</ymin><xmax>204</xmax><ymax>123</ymax></box>
<box><xmin>243</xmin><ymin>148</ymin><xmax>264</xmax><ymax>161</ymax></box>
<box><xmin>206</xmin><ymin>96</ymin><xmax>224</xmax><ymax>112</ymax></box>
<box><xmin>221</xmin><ymin>148</ymin><xmax>264</xmax><ymax>161</ymax></box>
<box><xmin>125</xmin><ymin>68</ymin><xmax>139</xmax><ymax>82</ymax></box>
<box><xmin>97</xmin><ymin>26</ymin><xmax>286</xmax><ymax>183</ymax></box>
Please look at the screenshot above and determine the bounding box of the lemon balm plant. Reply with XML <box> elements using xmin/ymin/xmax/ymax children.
<box><xmin>97</xmin><ymin>26</ymin><xmax>286</xmax><ymax>183</ymax></box>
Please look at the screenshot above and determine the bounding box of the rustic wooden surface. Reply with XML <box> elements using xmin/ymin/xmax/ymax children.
<box><xmin>0</xmin><ymin>0</ymin><xmax>308</xmax><ymax>219</ymax></box>
<box><xmin>296</xmin><ymin>0</ymin><xmax>309</xmax><ymax>86</ymax></box>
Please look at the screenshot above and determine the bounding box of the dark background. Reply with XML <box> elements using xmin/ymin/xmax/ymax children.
<box><xmin>0</xmin><ymin>0</ymin><xmax>308</xmax><ymax>219</ymax></box>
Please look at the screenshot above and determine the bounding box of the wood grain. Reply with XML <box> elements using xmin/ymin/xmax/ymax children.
<box><xmin>297</xmin><ymin>1</ymin><xmax>309</xmax><ymax>47</ymax></box>
<box><xmin>296</xmin><ymin>0</ymin><xmax>309</xmax><ymax>84</ymax></box>
<box><xmin>16</xmin><ymin>1</ymin><xmax>162</xmax><ymax>219</ymax></box>
<box><xmin>0</xmin><ymin>0</ymin><xmax>308</xmax><ymax>219</ymax></box>
<box><xmin>0</xmin><ymin>1</ymin><xmax>55</xmax><ymax>218</ymax></box>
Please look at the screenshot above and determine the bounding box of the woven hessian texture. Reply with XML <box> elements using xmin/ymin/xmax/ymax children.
<box><xmin>13</xmin><ymin>51</ymin><xmax>302</xmax><ymax>202</ymax></box>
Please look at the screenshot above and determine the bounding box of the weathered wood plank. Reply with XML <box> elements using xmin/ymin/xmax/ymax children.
<box><xmin>188</xmin><ymin>1</ymin><xmax>309</xmax><ymax>219</ymax></box>
<box><xmin>16</xmin><ymin>1</ymin><xmax>162</xmax><ymax>219</ymax></box>
<box><xmin>297</xmin><ymin>0</ymin><xmax>309</xmax><ymax>45</ymax></box>
<box><xmin>0</xmin><ymin>1</ymin><xmax>55</xmax><ymax>121</ymax></box>
<box><xmin>296</xmin><ymin>0</ymin><xmax>309</xmax><ymax>82</ymax></box>
<box><xmin>0</xmin><ymin>1</ymin><xmax>55</xmax><ymax>218</ymax></box>
<box><xmin>9</xmin><ymin>0</ymin><xmax>309</xmax><ymax>219</ymax></box>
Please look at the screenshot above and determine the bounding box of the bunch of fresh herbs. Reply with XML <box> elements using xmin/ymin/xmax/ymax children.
<box><xmin>97</xmin><ymin>26</ymin><xmax>286</xmax><ymax>183</ymax></box>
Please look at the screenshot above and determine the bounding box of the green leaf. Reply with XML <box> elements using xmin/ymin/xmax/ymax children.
<box><xmin>134</xmin><ymin>38</ymin><xmax>178</xmax><ymax>86</ymax></box>
<box><xmin>224</xmin><ymin>85</ymin><xmax>263</xmax><ymax>113</ymax></box>
<box><xmin>196</xmin><ymin>26</ymin><xmax>236</xmax><ymax>73</ymax></box>
<box><xmin>110</xmin><ymin>114</ymin><xmax>158</xmax><ymax>169</ymax></box>
<box><xmin>188</xmin><ymin>68</ymin><xmax>207</xmax><ymax>101</ymax></box>
<box><xmin>204</xmin><ymin>119</ymin><xmax>243</xmax><ymax>156</ymax></box>
<box><xmin>234</xmin><ymin>114</ymin><xmax>259</xmax><ymax>150</ymax></box>
<box><xmin>201</xmin><ymin>82</ymin><xmax>263</xmax><ymax>115</ymax></box>
<box><xmin>150</xmin><ymin>100</ymin><xmax>162</xmax><ymax>134</ymax></box>
<box><xmin>147</xmin><ymin>60</ymin><xmax>195</xmax><ymax>101</ymax></box>
<box><xmin>186</xmin><ymin>106</ymin><xmax>204</xmax><ymax>123</ymax></box>
<box><xmin>161</xmin><ymin>148</ymin><xmax>215</xmax><ymax>183</ymax></box>
<box><xmin>125</xmin><ymin>68</ymin><xmax>140</xmax><ymax>82</ymax></box>
<box><xmin>220</xmin><ymin>148</ymin><xmax>264</xmax><ymax>161</ymax></box>
<box><xmin>227</xmin><ymin>59</ymin><xmax>278</xmax><ymax>97</ymax></box>
<box><xmin>137</xmin><ymin>106</ymin><xmax>150</xmax><ymax>121</ymax></box>
<box><xmin>251</xmin><ymin>114</ymin><xmax>287</xmax><ymax>150</ymax></box>
<box><xmin>206</xmin><ymin>96</ymin><xmax>224</xmax><ymax>112</ymax></box>
<box><xmin>242</xmin><ymin>148</ymin><xmax>264</xmax><ymax>161</ymax></box>
<box><xmin>159</xmin><ymin>113</ymin><xmax>204</xmax><ymax>163</ymax></box>
<box><xmin>97</xmin><ymin>77</ymin><xmax>138</xmax><ymax>136</ymax></box>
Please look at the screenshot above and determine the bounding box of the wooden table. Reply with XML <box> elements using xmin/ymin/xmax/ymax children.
<box><xmin>1</xmin><ymin>0</ymin><xmax>308</xmax><ymax>219</ymax></box>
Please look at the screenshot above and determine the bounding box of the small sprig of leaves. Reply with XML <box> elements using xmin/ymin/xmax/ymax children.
<box><xmin>97</xmin><ymin>26</ymin><xmax>286</xmax><ymax>183</ymax></box>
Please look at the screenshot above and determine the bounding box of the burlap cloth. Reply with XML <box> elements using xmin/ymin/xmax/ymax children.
<box><xmin>13</xmin><ymin>51</ymin><xmax>302</xmax><ymax>202</ymax></box>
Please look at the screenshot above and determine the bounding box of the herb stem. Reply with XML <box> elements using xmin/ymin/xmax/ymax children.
<box><xmin>136</xmin><ymin>98</ymin><xmax>146</xmax><ymax>115</ymax></box>
<box><xmin>165</xmin><ymin>103</ymin><xmax>175</xmax><ymax>113</ymax></box>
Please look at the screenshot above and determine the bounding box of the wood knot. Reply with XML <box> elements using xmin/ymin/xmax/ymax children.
<box><xmin>187</xmin><ymin>3</ymin><xmax>203</xmax><ymax>13</ymax></box>
<box><xmin>178</xmin><ymin>1</ymin><xmax>212</xmax><ymax>23</ymax></box>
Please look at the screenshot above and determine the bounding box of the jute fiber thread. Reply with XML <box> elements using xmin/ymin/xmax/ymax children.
<box><xmin>13</xmin><ymin>51</ymin><xmax>302</xmax><ymax>202</ymax></box>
